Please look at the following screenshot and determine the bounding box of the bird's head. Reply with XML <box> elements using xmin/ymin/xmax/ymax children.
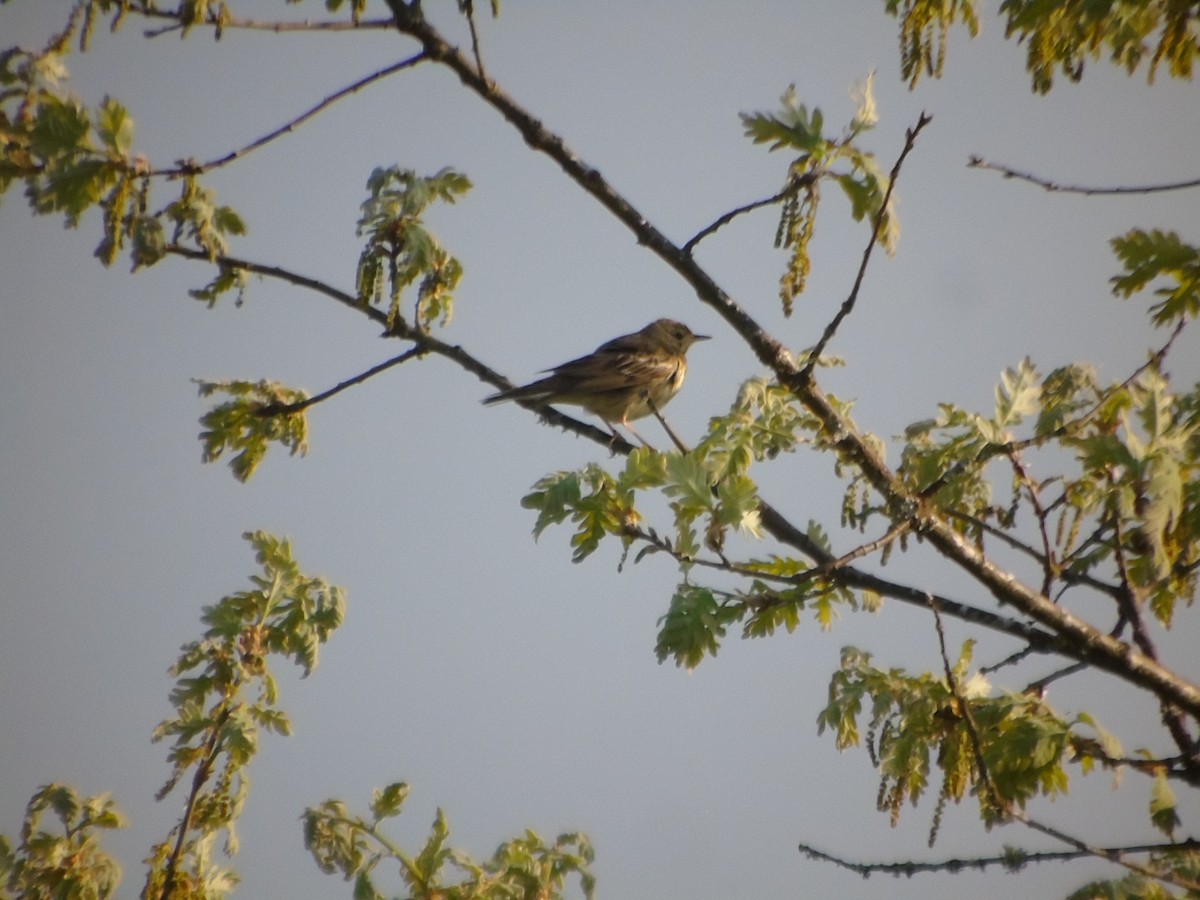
<box><xmin>643</xmin><ymin>318</ymin><xmax>711</xmax><ymax>354</ymax></box>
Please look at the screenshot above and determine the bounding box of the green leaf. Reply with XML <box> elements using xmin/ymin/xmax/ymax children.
<box><xmin>663</xmin><ymin>452</ymin><xmax>715</xmax><ymax>516</ymax></box>
<box><xmin>369</xmin><ymin>782</ymin><xmax>409</xmax><ymax>821</ymax></box>
<box><xmin>1149</xmin><ymin>769</ymin><xmax>1180</xmax><ymax>838</ymax></box>
<box><xmin>655</xmin><ymin>585</ymin><xmax>739</xmax><ymax>669</ymax></box>
<box><xmin>740</xmin><ymin>85</ymin><xmax>826</xmax><ymax>153</ymax></box>
<box><xmin>1110</xmin><ymin>229</ymin><xmax>1200</xmax><ymax>326</ymax></box>
<box><xmin>96</xmin><ymin>96</ymin><xmax>133</xmax><ymax>156</ymax></box>
<box><xmin>993</xmin><ymin>356</ymin><xmax>1040</xmax><ymax>430</ymax></box>
<box><xmin>27</xmin><ymin>96</ymin><xmax>92</xmax><ymax>158</ymax></box>
<box><xmin>196</xmin><ymin>379</ymin><xmax>309</xmax><ymax>482</ymax></box>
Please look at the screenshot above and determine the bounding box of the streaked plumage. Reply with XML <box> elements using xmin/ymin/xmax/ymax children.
<box><xmin>483</xmin><ymin>318</ymin><xmax>709</xmax><ymax>441</ymax></box>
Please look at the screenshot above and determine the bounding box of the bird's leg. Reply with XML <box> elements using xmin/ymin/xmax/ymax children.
<box><xmin>620</xmin><ymin>418</ymin><xmax>656</xmax><ymax>450</ymax></box>
<box><xmin>644</xmin><ymin>396</ymin><xmax>690</xmax><ymax>454</ymax></box>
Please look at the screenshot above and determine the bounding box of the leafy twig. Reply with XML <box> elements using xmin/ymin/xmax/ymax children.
<box><xmin>159</xmin><ymin>705</ymin><xmax>234</xmax><ymax>900</ymax></box>
<box><xmin>799</xmin><ymin>113</ymin><xmax>931</xmax><ymax>380</ymax></box>
<box><xmin>928</xmin><ymin>596</ymin><xmax>1008</xmax><ymax>821</ymax></box>
<box><xmin>682</xmin><ymin>175</ymin><xmax>813</xmax><ymax>255</ymax></box>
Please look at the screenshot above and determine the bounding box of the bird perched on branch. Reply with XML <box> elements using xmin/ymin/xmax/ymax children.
<box><xmin>483</xmin><ymin>318</ymin><xmax>710</xmax><ymax>444</ymax></box>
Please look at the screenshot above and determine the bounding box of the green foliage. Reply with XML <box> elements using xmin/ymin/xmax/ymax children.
<box><xmin>740</xmin><ymin>77</ymin><xmax>897</xmax><ymax>314</ymax></box>
<box><xmin>883</xmin><ymin>0</ymin><xmax>980</xmax><ymax>87</ymax></box>
<box><xmin>304</xmin><ymin>784</ymin><xmax>595</xmax><ymax>900</ymax></box>
<box><xmin>1068</xmin><ymin>846</ymin><xmax>1200</xmax><ymax>900</ymax></box>
<box><xmin>356</xmin><ymin>166</ymin><xmax>471</xmax><ymax>330</ymax></box>
<box><xmin>817</xmin><ymin>645</ymin><xmax>1099</xmax><ymax>834</ymax></box>
<box><xmin>1110</xmin><ymin>229</ymin><xmax>1200</xmax><ymax>327</ymax></box>
<box><xmin>1000</xmin><ymin>0</ymin><xmax>1200</xmax><ymax>92</ymax></box>
<box><xmin>892</xmin><ymin>354</ymin><xmax>1200</xmax><ymax>628</ymax></box>
<box><xmin>0</xmin><ymin>785</ymin><xmax>125</xmax><ymax>900</ymax></box>
<box><xmin>885</xmin><ymin>0</ymin><xmax>1200</xmax><ymax>93</ymax></box>
<box><xmin>167</xmin><ymin>175</ymin><xmax>247</xmax><ymax>262</ymax></box>
<box><xmin>143</xmin><ymin>531</ymin><xmax>345</xmax><ymax>899</ymax></box>
<box><xmin>699</xmin><ymin>378</ymin><xmax>822</xmax><ymax>474</ymax></box>
<box><xmin>655</xmin><ymin>584</ymin><xmax>739</xmax><ymax>669</ymax></box>
<box><xmin>0</xmin><ymin>43</ymin><xmax>245</xmax><ymax>275</ymax></box>
<box><xmin>196</xmin><ymin>380</ymin><xmax>310</xmax><ymax>483</ymax></box>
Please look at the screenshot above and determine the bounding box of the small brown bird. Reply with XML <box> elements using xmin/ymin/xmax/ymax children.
<box><xmin>483</xmin><ymin>318</ymin><xmax>710</xmax><ymax>443</ymax></box>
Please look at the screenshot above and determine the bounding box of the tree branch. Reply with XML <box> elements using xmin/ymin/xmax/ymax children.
<box><xmin>257</xmin><ymin>348</ymin><xmax>425</xmax><ymax>417</ymax></box>
<box><xmin>159</xmin><ymin>704</ymin><xmax>233</xmax><ymax>900</ymax></box>
<box><xmin>968</xmin><ymin>156</ymin><xmax>1200</xmax><ymax>195</ymax></box>
<box><xmin>147</xmin><ymin>54</ymin><xmax>427</xmax><ymax>178</ymax></box>
<box><xmin>800</xmin><ymin>113</ymin><xmax>931</xmax><ymax>379</ymax></box>
<box><xmin>682</xmin><ymin>176</ymin><xmax>812</xmax><ymax>255</ymax></box>
<box><xmin>136</xmin><ymin>10</ymin><xmax>396</xmax><ymax>39</ymax></box>
<box><xmin>797</xmin><ymin>838</ymin><xmax>1200</xmax><ymax>878</ymax></box>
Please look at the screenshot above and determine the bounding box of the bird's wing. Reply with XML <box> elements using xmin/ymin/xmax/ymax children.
<box><xmin>548</xmin><ymin>345</ymin><xmax>680</xmax><ymax>393</ymax></box>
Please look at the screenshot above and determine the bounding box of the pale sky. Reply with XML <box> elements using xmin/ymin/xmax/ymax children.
<box><xmin>2</xmin><ymin>3</ymin><xmax>1198</xmax><ymax>899</ymax></box>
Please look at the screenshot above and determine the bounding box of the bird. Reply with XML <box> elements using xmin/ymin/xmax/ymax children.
<box><xmin>483</xmin><ymin>318</ymin><xmax>710</xmax><ymax>444</ymax></box>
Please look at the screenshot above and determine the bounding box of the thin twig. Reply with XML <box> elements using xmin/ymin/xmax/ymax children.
<box><xmin>917</xmin><ymin>320</ymin><xmax>1186</xmax><ymax>518</ymax></box>
<box><xmin>928</xmin><ymin>596</ymin><xmax>1008</xmax><ymax>821</ymax></box>
<box><xmin>968</xmin><ymin>157</ymin><xmax>1200</xmax><ymax>195</ymax></box>
<box><xmin>458</xmin><ymin>0</ymin><xmax>488</xmax><ymax>83</ymax></box>
<box><xmin>140</xmin><ymin>10</ymin><xmax>395</xmax><ymax>38</ymax></box>
<box><xmin>800</xmin><ymin>113</ymin><xmax>931</xmax><ymax>380</ymax></box>
<box><xmin>789</xmin><ymin>521</ymin><xmax>912</xmax><ymax>586</ymax></box>
<box><xmin>644</xmin><ymin>396</ymin><xmax>691</xmax><ymax>454</ymax></box>
<box><xmin>682</xmin><ymin>175</ymin><xmax>813</xmax><ymax>255</ymax></box>
<box><xmin>798</xmin><ymin>838</ymin><xmax>1200</xmax><ymax>878</ymax></box>
<box><xmin>1018</xmin><ymin>814</ymin><xmax>1200</xmax><ymax>894</ymax></box>
<box><xmin>1022</xmin><ymin>661</ymin><xmax>1088</xmax><ymax>694</ymax></box>
<box><xmin>257</xmin><ymin>348</ymin><xmax>425</xmax><ymax>417</ymax></box>
<box><xmin>148</xmin><ymin>54</ymin><xmax>427</xmax><ymax>177</ymax></box>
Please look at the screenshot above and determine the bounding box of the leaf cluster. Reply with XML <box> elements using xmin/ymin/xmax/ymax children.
<box><xmin>0</xmin><ymin>785</ymin><xmax>125</xmax><ymax>900</ymax></box>
<box><xmin>740</xmin><ymin>76</ymin><xmax>897</xmax><ymax>314</ymax></box>
<box><xmin>1111</xmin><ymin>229</ymin><xmax>1200</xmax><ymax>327</ymax></box>
<box><xmin>1</xmin><ymin>43</ymin><xmax>245</xmax><ymax>277</ymax></box>
<box><xmin>304</xmin><ymin>783</ymin><xmax>595</xmax><ymax>900</ymax></box>
<box><xmin>356</xmin><ymin>165</ymin><xmax>471</xmax><ymax>330</ymax></box>
<box><xmin>884</xmin><ymin>0</ymin><xmax>981</xmax><ymax>87</ymax></box>
<box><xmin>143</xmin><ymin>531</ymin><xmax>345</xmax><ymax>897</ymax></box>
<box><xmin>816</xmin><ymin>645</ymin><xmax>1121</xmax><ymax>840</ymax></box>
<box><xmin>883</xmin><ymin>0</ymin><xmax>1200</xmax><ymax>94</ymax></box>
<box><xmin>196</xmin><ymin>380</ymin><xmax>310</xmax><ymax>483</ymax></box>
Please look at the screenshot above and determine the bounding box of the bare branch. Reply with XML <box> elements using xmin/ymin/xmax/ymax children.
<box><xmin>256</xmin><ymin>349</ymin><xmax>425</xmax><ymax>417</ymax></box>
<box><xmin>969</xmin><ymin>156</ymin><xmax>1200</xmax><ymax>195</ymax></box>
<box><xmin>457</xmin><ymin>0</ymin><xmax>489</xmax><ymax>84</ymax></box>
<box><xmin>1017</xmin><ymin>815</ymin><xmax>1200</xmax><ymax>894</ymax></box>
<box><xmin>148</xmin><ymin>55</ymin><xmax>427</xmax><ymax>178</ymax></box>
<box><xmin>136</xmin><ymin>9</ymin><xmax>395</xmax><ymax>39</ymax></box>
<box><xmin>798</xmin><ymin>838</ymin><xmax>1200</xmax><ymax>878</ymax></box>
<box><xmin>799</xmin><ymin>113</ymin><xmax>931</xmax><ymax>380</ymax></box>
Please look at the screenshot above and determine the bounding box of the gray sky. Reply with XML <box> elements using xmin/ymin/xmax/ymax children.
<box><xmin>2</xmin><ymin>3</ymin><xmax>1198</xmax><ymax>898</ymax></box>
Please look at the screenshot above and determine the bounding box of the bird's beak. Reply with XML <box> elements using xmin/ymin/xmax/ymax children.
<box><xmin>694</xmin><ymin>334</ymin><xmax>711</xmax><ymax>342</ymax></box>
